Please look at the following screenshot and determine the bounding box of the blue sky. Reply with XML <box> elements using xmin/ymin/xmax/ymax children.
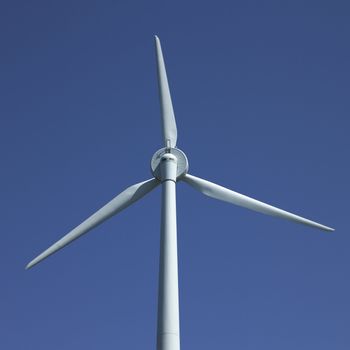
<box><xmin>1</xmin><ymin>1</ymin><xmax>349</xmax><ymax>349</ymax></box>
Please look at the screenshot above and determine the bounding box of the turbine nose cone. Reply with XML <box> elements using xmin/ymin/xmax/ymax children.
<box><xmin>151</xmin><ymin>147</ymin><xmax>189</xmax><ymax>181</ymax></box>
<box><xmin>161</xmin><ymin>153</ymin><xmax>177</xmax><ymax>162</ymax></box>
<box><xmin>160</xmin><ymin>152</ymin><xmax>178</xmax><ymax>181</ymax></box>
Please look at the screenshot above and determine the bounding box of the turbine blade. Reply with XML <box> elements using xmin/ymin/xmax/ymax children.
<box><xmin>155</xmin><ymin>35</ymin><xmax>177</xmax><ymax>148</ymax></box>
<box><xmin>182</xmin><ymin>174</ymin><xmax>334</xmax><ymax>232</ymax></box>
<box><xmin>26</xmin><ymin>178</ymin><xmax>160</xmax><ymax>269</ymax></box>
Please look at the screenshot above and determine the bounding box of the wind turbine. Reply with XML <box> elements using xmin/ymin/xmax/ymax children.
<box><xmin>26</xmin><ymin>36</ymin><xmax>334</xmax><ymax>350</ymax></box>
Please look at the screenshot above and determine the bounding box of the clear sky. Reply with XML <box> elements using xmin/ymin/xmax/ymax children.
<box><xmin>1</xmin><ymin>1</ymin><xmax>349</xmax><ymax>349</ymax></box>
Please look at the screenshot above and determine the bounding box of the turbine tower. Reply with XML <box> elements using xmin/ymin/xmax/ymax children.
<box><xmin>26</xmin><ymin>36</ymin><xmax>334</xmax><ymax>350</ymax></box>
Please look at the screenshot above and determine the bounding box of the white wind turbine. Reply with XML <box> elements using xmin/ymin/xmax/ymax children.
<box><xmin>27</xmin><ymin>36</ymin><xmax>334</xmax><ymax>350</ymax></box>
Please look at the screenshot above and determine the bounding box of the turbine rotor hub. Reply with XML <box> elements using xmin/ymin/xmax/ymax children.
<box><xmin>151</xmin><ymin>147</ymin><xmax>189</xmax><ymax>181</ymax></box>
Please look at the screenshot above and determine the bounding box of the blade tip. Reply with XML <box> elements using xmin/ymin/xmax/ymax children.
<box><xmin>25</xmin><ymin>259</ymin><xmax>37</xmax><ymax>270</ymax></box>
<box><xmin>321</xmin><ymin>225</ymin><xmax>335</xmax><ymax>232</ymax></box>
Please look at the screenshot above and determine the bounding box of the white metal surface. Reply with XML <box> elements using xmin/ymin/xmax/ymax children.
<box><xmin>157</xmin><ymin>153</ymin><xmax>180</xmax><ymax>350</ymax></box>
<box><xmin>26</xmin><ymin>36</ymin><xmax>335</xmax><ymax>350</ymax></box>
<box><xmin>155</xmin><ymin>35</ymin><xmax>177</xmax><ymax>148</ymax></box>
<box><xmin>151</xmin><ymin>147</ymin><xmax>189</xmax><ymax>181</ymax></box>
<box><xmin>26</xmin><ymin>178</ymin><xmax>160</xmax><ymax>269</ymax></box>
<box><xmin>182</xmin><ymin>173</ymin><xmax>334</xmax><ymax>232</ymax></box>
